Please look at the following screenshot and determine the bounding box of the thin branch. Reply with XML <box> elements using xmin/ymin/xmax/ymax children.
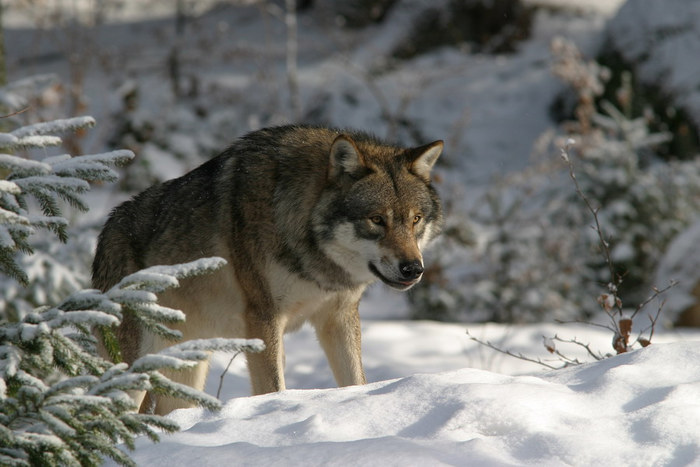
<box><xmin>550</xmin><ymin>349</ymin><xmax>583</xmax><ymax>366</ymax></box>
<box><xmin>216</xmin><ymin>352</ymin><xmax>241</xmax><ymax>400</ymax></box>
<box><xmin>466</xmin><ymin>329</ymin><xmax>561</xmax><ymax>370</ymax></box>
<box><xmin>0</xmin><ymin>106</ymin><xmax>31</xmax><ymax>119</ymax></box>
<box><xmin>636</xmin><ymin>298</ymin><xmax>665</xmax><ymax>346</ymax></box>
<box><xmin>645</xmin><ymin>306</ymin><xmax>662</xmax><ymax>344</ymax></box>
<box><xmin>554</xmin><ymin>318</ymin><xmax>615</xmax><ymax>332</ymax></box>
<box><xmin>551</xmin><ymin>334</ymin><xmax>605</xmax><ymax>361</ymax></box>
<box><xmin>630</xmin><ymin>280</ymin><xmax>678</xmax><ymax>320</ymax></box>
<box><xmin>560</xmin><ymin>142</ymin><xmax>623</xmax><ymax>316</ymax></box>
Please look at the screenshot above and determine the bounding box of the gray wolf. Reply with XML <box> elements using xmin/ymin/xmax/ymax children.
<box><xmin>93</xmin><ymin>124</ymin><xmax>443</xmax><ymax>414</ymax></box>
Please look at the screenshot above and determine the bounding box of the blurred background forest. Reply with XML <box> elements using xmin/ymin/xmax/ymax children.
<box><xmin>2</xmin><ymin>0</ymin><xmax>700</xmax><ymax>331</ymax></box>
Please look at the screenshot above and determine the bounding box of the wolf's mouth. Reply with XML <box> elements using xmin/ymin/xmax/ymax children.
<box><xmin>368</xmin><ymin>263</ymin><xmax>420</xmax><ymax>291</ymax></box>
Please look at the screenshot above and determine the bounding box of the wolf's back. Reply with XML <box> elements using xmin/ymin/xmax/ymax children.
<box><xmin>92</xmin><ymin>151</ymin><xmax>231</xmax><ymax>293</ymax></box>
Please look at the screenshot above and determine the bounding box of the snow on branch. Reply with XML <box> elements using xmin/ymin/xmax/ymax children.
<box><xmin>148</xmin><ymin>371</ymin><xmax>222</xmax><ymax>411</ymax></box>
<box><xmin>11</xmin><ymin>135</ymin><xmax>63</xmax><ymax>150</ymax></box>
<box><xmin>10</xmin><ymin>116</ymin><xmax>96</xmax><ymax>139</ymax></box>
<box><xmin>49</xmin><ymin>149</ymin><xmax>135</xmax><ymax>183</ymax></box>
<box><xmin>0</xmin><ymin>180</ymin><xmax>21</xmax><ymax>195</ymax></box>
<box><xmin>0</xmin><ymin>116</ymin><xmax>95</xmax><ymax>153</ymax></box>
<box><xmin>0</xmin><ymin>255</ymin><xmax>257</xmax><ymax>466</ymax></box>
<box><xmin>0</xmin><ymin>153</ymin><xmax>51</xmax><ymax>177</ymax></box>
<box><xmin>140</xmin><ymin>257</ymin><xmax>230</xmax><ymax>281</ymax></box>
<box><xmin>0</xmin><ymin>94</ymin><xmax>257</xmax><ymax>463</ymax></box>
<box><xmin>164</xmin><ymin>337</ymin><xmax>266</xmax><ymax>355</ymax></box>
<box><xmin>0</xmin><ymin>115</ymin><xmax>135</xmax><ymax>285</ymax></box>
<box><xmin>100</xmin><ymin>258</ymin><xmax>229</xmax><ymax>345</ymax></box>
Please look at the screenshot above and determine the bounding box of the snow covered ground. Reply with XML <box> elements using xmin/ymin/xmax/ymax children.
<box><xmin>108</xmin><ymin>320</ymin><xmax>700</xmax><ymax>466</ymax></box>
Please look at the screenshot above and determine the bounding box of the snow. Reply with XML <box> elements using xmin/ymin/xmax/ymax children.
<box><xmin>13</xmin><ymin>134</ymin><xmax>63</xmax><ymax>149</ymax></box>
<box><xmin>0</xmin><ymin>154</ymin><xmax>51</xmax><ymax>175</ymax></box>
<box><xmin>525</xmin><ymin>0</ymin><xmax>626</xmax><ymax>17</ymax></box>
<box><xmin>110</xmin><ymin>321</ymin><xmax>700</xmax><ymax>466</ymax></box>
<box><xmin>10</xmin><ymin>116</ymin><xmax>96</xmax><ymax>138</ymax></box>
<box><xmin>0</xmin><ymin>180</ymin><xmax>21</xmax><ymax>196</ymax></box>
<box><xmin>163</xmin><ymin>338</ymin><xmax>266</xmax><ymax>355</ymax></box>
<box><xmin>606</xmin><ymin>0</ymin><xmax>700</xmax><ymax>131</ymax></box>
<box><xmin>133</xmin><ymin>257</ymin><xmax>229</xmax><ymax>282</ymax></box>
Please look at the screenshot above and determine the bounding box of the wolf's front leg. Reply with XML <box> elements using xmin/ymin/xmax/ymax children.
<box><xmin>311</xmin><ymin>296</ymin><xmax>367</xmax><ymax>387</ymax></box>
<box><xmin>245</xmin><ymin>310</ymin><xmax>286</xmax><ymax>394</ymax></box>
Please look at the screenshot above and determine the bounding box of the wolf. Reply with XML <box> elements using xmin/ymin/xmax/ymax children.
<box><xmin>93</xmin><ymin>124</ymin><xmax>443</xmax><ymax>414</ymax></box>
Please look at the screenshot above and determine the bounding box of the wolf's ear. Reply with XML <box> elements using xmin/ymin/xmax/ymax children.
<box><xmin>329</xmin><ymin>135</ymin><xmax>366</xmax><ymax>179</ymax></box>
<box><xmin>409</xmin><ymin>140</ymin><xmax>443</xmax><ymax>180</ymax></box>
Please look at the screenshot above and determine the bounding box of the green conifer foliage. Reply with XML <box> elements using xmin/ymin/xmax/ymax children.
<box><xmin>0</xmin><ymin>79</ymin><xmax>263</xmax><ymax>466</ymax></box>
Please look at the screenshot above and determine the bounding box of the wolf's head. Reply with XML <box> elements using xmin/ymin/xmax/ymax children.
<box><xmin>314</xmin><ymin>133</ymin><xmax>444</xmax><ymax>291</ymax></box>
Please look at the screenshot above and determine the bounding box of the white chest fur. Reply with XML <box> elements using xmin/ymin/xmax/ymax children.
<box><xmin>266</xmin><ymin>260</ymin><xmax>335</xmax><ymax>332</ymax></box>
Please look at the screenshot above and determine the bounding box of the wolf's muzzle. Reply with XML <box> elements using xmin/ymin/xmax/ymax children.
<box><xmin>368</xmin><ymin>261</ymin><xmax>422</xmax><ymax>290</ymax></box>
<box><xmin>399</xmin><ymin>260</ymin><xmax>424</xmax><ymax>281</ymax></box>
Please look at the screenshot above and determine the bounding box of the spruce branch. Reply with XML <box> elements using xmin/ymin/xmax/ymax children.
<box><xmin>1</xmin><ymin>257</ymin><xmax>263</xmax><ymax>466</ymax></box>
<box><xmin>0</xmin><ymin>117</ymin><xmax>135</xmax><ymax>285</ymax></box>
<box><xmin>0</xmin><ymin>96</ymin><xmax>261</xmax><ymax>465</ymax></box>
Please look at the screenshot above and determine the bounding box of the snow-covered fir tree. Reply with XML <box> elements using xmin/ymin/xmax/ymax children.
<box><xmin>0</xmin><ymin>77</ymin><xmax>264</xmax><ymax>466</ymax></box>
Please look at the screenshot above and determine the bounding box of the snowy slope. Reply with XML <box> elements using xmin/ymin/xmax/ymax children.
<box><xmin>110</xmin><ymin>322</ymin><xmax>700</xmax><ymax>466</ymax></box>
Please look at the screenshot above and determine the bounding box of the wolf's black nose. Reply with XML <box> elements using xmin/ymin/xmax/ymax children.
<box><xmin>399</xmin><ymin>260</ymin><xmax>424</xmax><ymax>281</ymax></box>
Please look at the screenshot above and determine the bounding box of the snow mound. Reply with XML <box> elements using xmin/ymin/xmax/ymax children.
<box><xmin>118</xmin><ymin>341</ymin><xmax>700</xmax><ymax>466</ymax></box>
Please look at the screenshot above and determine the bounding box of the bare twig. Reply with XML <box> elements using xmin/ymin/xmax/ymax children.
<box><xmin>560</xmin><ymin>140</ymin><xmax>633</xmax><ymax>353</ymax></box>
<box><xmin>560</xmin><ymin>141</ymin><xmax>623</xmax><ymax>317</ymax></box>
<box><xmin>216</xmin><ymin>351</ymin><xmax>241</xmax><ymax>400</ymax></box>
<box><xmin>636</xmin><ymin>297</ymin><xmax>666</xmax><ymax>347</ymax></box>
<box><xmin>466</xmin><ymin>329</ymin><xmax>561</xmax><ymax>370</ymax></box>
<box><xmin>554</xmin><ymin>318</ymin><xmax>615</xmax><ymax>333</ymax></box>
<box><xmin>0</xmin><ymin>106</ymin><xmax>31</xmax><ymax>119</ymax></box>
<box><xmin>551</xmin><ymin>334</ymin><xmax>605</xmax><ymax>361</ymax></box>
<box><xmin>631</xmin><ymin>280</ymin><xmax>678</xmax><ymax>320</ymax></box>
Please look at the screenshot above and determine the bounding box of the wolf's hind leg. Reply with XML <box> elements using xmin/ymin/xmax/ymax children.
<box><xmin>311</xmin><ymin>297</ymin><xmax>366</xmax><ymax>387</ymax></box>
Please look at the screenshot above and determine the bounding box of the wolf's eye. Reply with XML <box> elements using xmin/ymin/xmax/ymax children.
<box><xmin>413</xmin><ymin>215</ymin><xmax>422</xmax><ymax>225</ymax></box>
<box><xmin>370</xmin><ymin>215</ymin><xmax>385</xmax><ymax>226</ymax></box>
